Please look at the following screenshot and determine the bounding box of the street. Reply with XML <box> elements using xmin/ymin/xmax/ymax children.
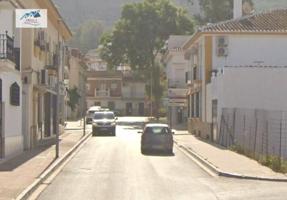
<box><xmin>37</xmin><ymin>118</ymin><xmax>287</xmax><ymax>200</ymax></box>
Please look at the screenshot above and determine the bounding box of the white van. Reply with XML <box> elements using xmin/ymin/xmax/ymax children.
<box><xmin>86</xmin><ymin>106</ymin><xmax>101</xmax><ymax>124</ymax></box>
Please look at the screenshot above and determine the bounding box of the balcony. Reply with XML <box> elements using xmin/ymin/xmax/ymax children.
<box><xmin>168</xmin><ymin>88</ymin><xmax>188</xmax><ymax>98</ymax></box>
<box><xmin>36</xmin><ymin>69</ymin><xmax>58</xmax><ymax>94</ymax></box>
<box><xmin>95</xmin><ymin>90</ymin><xmax>110</xmax><ymax>97</ymax></box>
<box><xmin>187</xmin><ymin>80</ymin><xmax>202</xmax><ymax>95</ymax></box>
<box><xmin>168</xmin><ymin>80</ymin><xmax>186</xmax><ymax>89</ymax></box>
<box><xmin>0</xmin><ymin>32</ymin><xmax>16</xmax><ymax>72</ymax></box>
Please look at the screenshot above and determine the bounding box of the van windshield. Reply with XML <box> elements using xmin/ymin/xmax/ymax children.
<box><xmin>94</xmin><ymin>113</ymin><xmax>115</xmax><ymax>120</ymax></box>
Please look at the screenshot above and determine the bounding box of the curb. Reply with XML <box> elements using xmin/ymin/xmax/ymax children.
<box><xmin>64</xmin><ymin>128</ymin><xmax>83</xmax><ymax>131</ymax></box>
<box><xmin>174</xmin><ymin>140</ymin><xmax>287</xmax><ymax>182</ymax></box>
<box><xmin>16</xmin><ymin>132</ymin><xmax>92</xmax><ymax>200</ymax></box>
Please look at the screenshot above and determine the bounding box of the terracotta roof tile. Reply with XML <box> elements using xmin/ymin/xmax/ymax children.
<box><xmin>200</xmin><ymin>9</ymin><xmax>287</xmax><ymax>33</ymax></box>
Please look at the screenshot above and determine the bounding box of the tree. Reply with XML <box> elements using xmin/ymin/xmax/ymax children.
<box><xmin>67</xmin><ymin>87</ymin><xmax>81</xmax><ymax>112</ymax></box>
<box><xmin>189</xmin><ymin>0</ymin><xmax>254</xmax><ymax>24</ymax></box>
<box><xmin>99</xmin><ymin>0</ymin><xmax>194</xmax><ymax>116</ymax></box>
<box><xmin>69</xmin><ymin>20</ymin><xmax>105</xmax><ymax>53</ymax></box>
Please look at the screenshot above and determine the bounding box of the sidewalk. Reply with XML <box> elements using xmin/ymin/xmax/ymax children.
<box><xmin>65</xmin><ymin>119</ymin><xmax>85</xmax><ymax>130</ymax></box>
<box><xmin>174</xmin><ymin>130</ymin><xmax>287</xmax><ymax>180</ymax></box>
<box><xmin>0</xmin><ymin>122</ymin><xmax>84</xmax><ymax>200</ymax></box>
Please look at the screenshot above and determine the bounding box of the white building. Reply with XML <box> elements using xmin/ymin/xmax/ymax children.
<box><xmin>0</xmin><ymin>1</ymin><xmax>23</xmax><ymax>159</ymax></box>
<box><xmin>84</xmin><ymin>49</ymin><xmax>107</xmax><ymax>72</ymax></box>
<box><xmin>183</xmin><ymin>8</ymin><xmax>287</xmax><ymax>140</ymax></box>
<box><xmin>163</xmin><ymin>35</ymin><xmax>190</xmax><ymax>128</ymax></box>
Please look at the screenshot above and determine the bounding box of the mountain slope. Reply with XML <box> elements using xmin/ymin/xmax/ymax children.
<box><xmin>52</xmin><ymin>0</ymin><xmax>200</xmax><ymax>29</ymax></box>
<box><xmin>52</xmin><ymin>0</ymin><xmax>287</xmax><ymax>30</ymax></box>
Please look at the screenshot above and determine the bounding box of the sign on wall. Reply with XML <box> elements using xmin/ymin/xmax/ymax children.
<box><xmin>16</xmin><ymin>9</ymin><xmax>47</xmax><ymax>28</ymax></box>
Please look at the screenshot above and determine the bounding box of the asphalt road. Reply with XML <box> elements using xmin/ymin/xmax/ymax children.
<box><xmin>38</xmin><ymin>119</ymin><xmax>287</xmax><ymax>200</ymax></box>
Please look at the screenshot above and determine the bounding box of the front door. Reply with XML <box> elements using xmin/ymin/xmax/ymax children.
<box><xmin>177</xmin><ymin>107</ymin><xmax>183</xmax><ymax>123</ymax></box>
<box><xmin>138</xmin><ymin>103</ymin><xmax>144</xmax><ymax>116</ymax></box>
<box><xmin>126</xmin><ymin>103</ymin><xmax>132</xmax><ymax>116</ymax></box>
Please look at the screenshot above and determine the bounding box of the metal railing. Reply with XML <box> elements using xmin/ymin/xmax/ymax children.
<box><xmin>0</xmin><ymin>31</ymin><xmax>14</xmax><ymax>63</ymax></box>
<box><xmin>95</xmin><ymin>90</ymin><xmax>110</xmax><ymax>97</ymax></box>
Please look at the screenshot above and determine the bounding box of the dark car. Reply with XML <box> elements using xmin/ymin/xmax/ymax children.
<box><xmin>140</xmin><ymin>124</ymin><xmax>174</xmax><ymax>154</ymax></box>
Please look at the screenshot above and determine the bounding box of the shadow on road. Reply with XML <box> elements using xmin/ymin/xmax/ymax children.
<box><xmin>141</xmin><ymin>151</ymin><xmax>175</xmax><ymax>157</ymax></box>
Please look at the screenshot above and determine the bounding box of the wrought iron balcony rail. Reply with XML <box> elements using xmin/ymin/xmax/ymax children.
<box><xmin>0</xmin><ymin>32</ymin><xmax>15</xmax><ymax>63</ymax></box>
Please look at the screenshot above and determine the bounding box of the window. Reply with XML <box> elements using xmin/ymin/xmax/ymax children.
<box><xmin>86</xmin><ymin>83</ymin><xmax>90</xmax><ymax>91</ymax></box>
<box><xmin>111</xmin><ymin>83</ymin><xmax>117</xmax><ymax>90</ymax></box>
<box><xmin>193</xmin><ymin>66</ymin><xmax>197</xmax><ymax>80</ymax></box>
<box><xmin>94</xmin><ymin>102</ymin><xmax>101</xmax><ymax>106</ymax></box>
<box><xmin>10</xmin><ymin>82</ymin><xmax>20</xmax><ymax>106</ymax></box>
<box><xmin>187</xmin><ymin>95</ymin><xmax>190</xmax><ymax>118</ymax></box>
<box><xmin>191</xmin><ymin>94</ymin><xmax>195</xmax><ymax>118</ymax></box>
<box><xmin>196</xmin><ymin>92</ymin><xmax>200</xmax><ymax>118</ymax></box>
<box><xmin>145</xmin><ymin>127</ymin><xmax>171</xmax><ymax>135</ymax></box>
<box><xmin>108</xmin><ymin>101</ymin><xmax>115</xmax><ymax>110</ymax></box>
<box><xmin>94</xmin><ymin>112</ymin><xmax>115</xmax><ymax>120</ymax></box>
<box><xmin>100</xmin><ymin>83</ymin><xmax>106</xmax><ymax>90</ymax></box>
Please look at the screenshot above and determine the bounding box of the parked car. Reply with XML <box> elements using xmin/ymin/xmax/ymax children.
<box><xmin>140</xmin><ymin>124</ymin><xmax>174</xmax><ymax>154</ymax></box>
<box><xmin>86</xmin><ymin>106</ymin><xmax>101</xmax><ymax>124</ymax></box>
<box><xmin>92</xmin><ymin>111</ymin><xmax>117</xmax><ymax>136</ymax></box>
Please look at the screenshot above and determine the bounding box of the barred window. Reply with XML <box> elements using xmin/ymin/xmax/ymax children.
<box><xmin>10</xmin><ymin>82</ymin><xmax>20</xmax><ymax>106</ymax></box>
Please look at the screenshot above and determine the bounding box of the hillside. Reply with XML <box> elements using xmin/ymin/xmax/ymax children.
<box><xmin>52</xmin><ymin>0</ymin><xmax>200</xmax><ymax>29</ymax></box>
<box><xmin>254</xmin><ymin>0</ymin><xmax>287</xmax><ymax>11</ymax></box>
<box><xmin>52</xmin><ymin>0</ymin><xmax>287</xmax><ymax>30</ymax></box>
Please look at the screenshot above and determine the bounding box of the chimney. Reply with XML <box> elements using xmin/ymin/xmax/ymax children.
<box><xmin>233</xmin><ymin>0</ymin><xmax>243</xmax><ymax>19</ymax></box>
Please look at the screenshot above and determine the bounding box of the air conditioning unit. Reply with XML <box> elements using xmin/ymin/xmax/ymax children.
<box><xmin>216</xmin><ymin>36</ymin><xmax>228</xmax><ymax>57</ymax></box>
<box><xmin>217</xmin><ymin>47</ymin><xmax>228</xmax><ymax>57</ymax></box>
<box><xmin>216</xmin><ymin>36</ymin><xmax>228</xmax><ymax>47</ymax></box>
<box><xmin>40</xmin><ymin>69</ymin><xmax>48</xmax><ymax>85</ymax></box>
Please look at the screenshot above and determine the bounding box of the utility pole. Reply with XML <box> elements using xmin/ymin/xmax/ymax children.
<box><xmin>150</xmin><ymin>65</ymin><xmax>153</xmax><ymax>117</ymax></box>
<box><xmin>55</xmin><ymin>19</ymin><xmax>62</xmax><ymax>158</ymax></box>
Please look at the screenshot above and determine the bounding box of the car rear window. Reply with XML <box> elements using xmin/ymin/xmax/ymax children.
<box><xmin>145</xmin><ymin>127</ymin><xmax>170</xmax><ymax>134</ymax></box>
<box><xmin>94</xmin><ymin>113</ymin><xmax>115</xmax><ymax>119</ymax></box>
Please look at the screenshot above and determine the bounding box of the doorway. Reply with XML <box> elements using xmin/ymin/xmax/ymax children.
<box><xmin>177</xmin><ymin>107</ymin><xmax>183</xmax><ymax>124</ymax></box>
<box><xmin>138</xmin><ymin>102</ymin><xmax>144</xmax><ymax>116</ymax></box>
<box><xmin>212</xmin><ymin>99</ymin><xmax>218</xmax><ymax>141</ymax></box>
<box><xmin>126</xmin><ymin>103</ymin><xmax>132</xmax><ymax>116</ymax></box>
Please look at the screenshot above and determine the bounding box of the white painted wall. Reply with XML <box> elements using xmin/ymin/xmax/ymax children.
<box><xmin>213</xmin><ymin>35</ymin><xmax>287</xmax><ymax>69</ymax></box>
<box><xmin>0</xmin><ymin>72</ymin><xmax>23</xmax><ymax>157</ymax></box>
<box><xmin>166</xmin><ymin>52</ymin><xmax>188</xmax><ymax>88</ymax></box>
<box><xmin>0</xmin><ymin>9</ymin><xmax>13</xmax><ymax>35</ymax></box>
<box><xmin>122</xmin><ymin>82</ymin><xmax>145</xmax><ymax>99</ymax></box>
<box><xmin>208</xmin><ymin>67</ymin><xmax>287</xmax><ymax>124</ymax></box>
